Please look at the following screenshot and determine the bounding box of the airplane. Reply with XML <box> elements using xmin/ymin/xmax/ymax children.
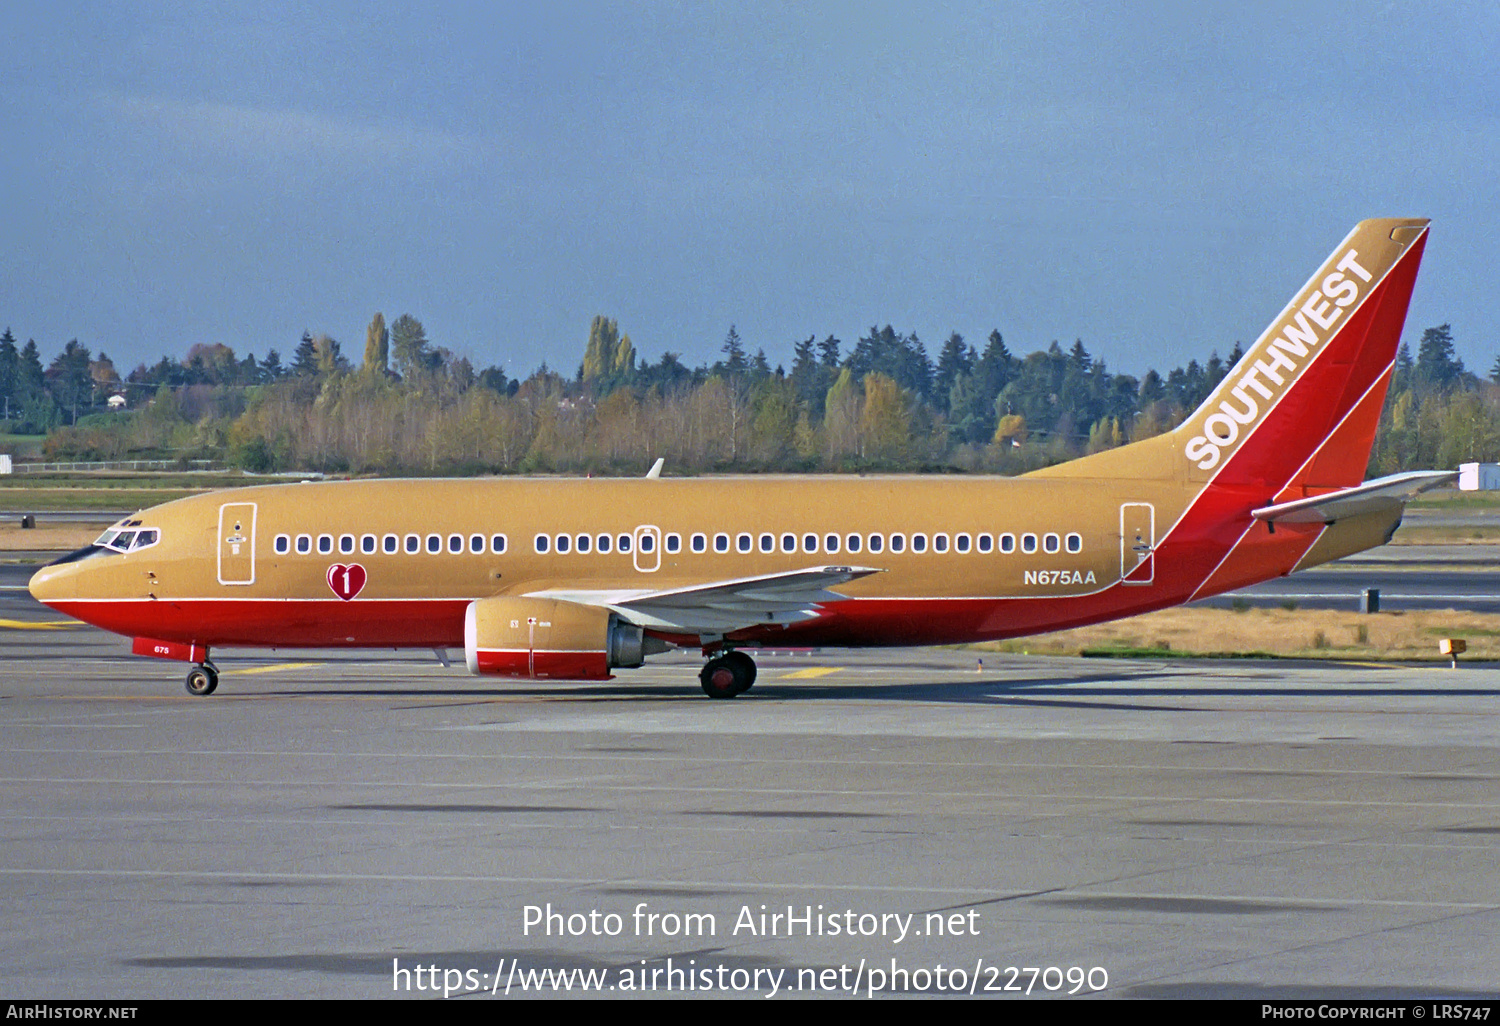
<box><xmin>28</xmin><ymin>217</ymin><xmax>1462</xmax><ymax>698</ymax></box>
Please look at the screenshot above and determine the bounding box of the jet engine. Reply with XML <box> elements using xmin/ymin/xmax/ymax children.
<box><xmin>463</xmin><ymin>596</ymin><xmax>650</xmax><ymax>679</ymax></box>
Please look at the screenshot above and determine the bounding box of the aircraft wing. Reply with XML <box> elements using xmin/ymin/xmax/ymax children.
<box><xmin>526</xmin><ymin>565</ymin><xmax>883</xmax><ymax>633</ymax></box>
<box><xmin>1251</xmin><ymin>471</ymin><xmax>1459</xmax><ymax>525</ymax></box>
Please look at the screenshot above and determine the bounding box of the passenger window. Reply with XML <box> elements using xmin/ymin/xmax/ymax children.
<box><xmin>426</xmin><ymin>534</ymin><xmax>441</xmax><ymax>554</ymax></box>
<box><xmin>639</xmin><ymin>533</ymin><xmax>654</xmax><ymax>553</ymax></box>
<box><xmin>405</xmin><ymin>534</ymin><xmax>420</xmax><ymax>554</ymax></box>
<box><xmin>340</xmin><ymin>535</ymin><xmax>355</xmax><ymax>554</ymax></box>
<box><xmin>384</xmin><ymin>534</ymin><xmax>398</xmax><ymax>554</ymax></box>
<box><xmin>275</xmin><ymin>535</ymin><xmax>290</xmax><ymax>555</ymax></box>
<box><xmin>297</xmin><ymin>535</ymin><xmax>312</xmax><ymax>554</ymax></box>
<box><xmin>492</xmin><ymin>534</ymin><xmax>507</xmax><ymax>554</ymax></box>
<box><xmin>534</xmin><ymin>534</ymin><xmax>550</xmax><ymax>554</ymax></box>
<box><xmin>825</xmin><ymin>534</ymin><xmax>840</xmax><ymax>554</ymax></box>
<box><xmin>846</xmin><ymin>534</ymin><xmax>861</xmax><ymax>554</ymax></box>
<box><xmin>911</xmin><ymin>534</ymin><xmax>927</xmax><ymax>553</ymax></box>
<box><xmin>470</xmin><ymin>534</ymin><xmax>484</xmax><ymax>554</ymax></box>
<box><xmin>318</xmin><ymin>535</ymin><xmax>333</xmax><ymax>554</ymax></box>
<box><xmin>665</xmin><ymin>533</ymin><xmax>680</xmax><ymax>553</ymax></box>
<box><xmin>448</xmin><ymin>534</ymin><xmax>463</xmax><ymax>554</ymax></box>
<box><xmin>1066</xmin><ymin>533</ymin><xmax>1082</xmax><ymax>553</ymax></box>
<box><xmin>556</xmin><ymin>534</ymin><xmax>571</xmax><ymax>554</ymax></box>
<box><xmin>759</xmin><ymin>533</ymin><xmax>774</xmax><ymax>553</ymax></box>
<box><xmin>977</xmin><ymin>534</ymin><xmax>992</xmax><ymax>553</ymax></box>
<box><xmin>362</xmin><ymin>535</ymin><xmax>377</xmax><ymax>554</ymax></box>
<box><xmin>781</xmin><ymin>534</ymin><xmax>796</xmax><ymax>553</ymax></box>
<box><xmin>737</xmin><ymin>533</ymin><xmax>752</xmax><ymax>553</ymax></box>
<box><xmin>890</xmin><ymin>534</ymin><xmax>905</xmax><ymax>553</ymax></box>
<box><xmin>954</xmin><ymin>534</ymin><xmax>970</xmax><ymax>553</ymax></box>
<box><xmin>691</xmin><ymin>533</ymin><xmax>707</xmax><ymax>553</ymax></box>
<box><xmin>999</xmin><ymin>533</ymin><xmax>1015</xmax><ymax>553</ymax></box>
<box><xmin>577</xmin><ymin>533</ymin><xmax>591</xmax><ymax>554</ymax></box>
<box><xmin>1043</xmin><ymin>533</ymin><xmax>1060</xmax><ymax>554</ymax></box>
<box><xmin>867</xmin><ymin>534</ymin><xmax>883</xmax><ymax>553</ymax></box>
<box><xmin>618</xmin><ymin>534</ymin><xmax>632</xmax><ymax>553</ymax></box>
<box><xmin>596</xmin><ymin>534</ymin><xmax>610</xmax><ymax>554</ymax></box>
<box><xmin>1022</xmin><ymin>533</ymin><xmax>1038</xmax><ymax>554</ymax></box>
<box><xmin>803</xmin><ymin>534</ymin><xmax>818</xmax><ymax>553</ymax></box>
<box><xmin>714</xmin><ymin>533</ymin><xmax>730</xmax><ymax>553</ymax></box>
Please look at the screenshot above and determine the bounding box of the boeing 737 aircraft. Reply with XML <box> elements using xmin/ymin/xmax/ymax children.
<box><xmin>29</xmin><ymin>218</ymin><xmax>1456</xmax><ymax>697</ymax></box>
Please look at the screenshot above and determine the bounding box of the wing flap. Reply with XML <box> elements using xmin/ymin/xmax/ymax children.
<box><xmin>526</xmin><ymin>565</ymin><xmax>882</xmax><ymax>634</ymax></box>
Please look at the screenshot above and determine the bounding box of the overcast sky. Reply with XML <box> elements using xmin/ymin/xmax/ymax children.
<box><xmin>2</xmin><ymin>1</ymin><xmax>1496</xmax><ymax>379</ymax></box>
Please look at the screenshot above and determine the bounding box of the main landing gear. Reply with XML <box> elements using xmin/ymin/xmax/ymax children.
<box><xmin>185</xmin><ymin>662</ymin><xmax>219</xmax><ymax>697</ymax></box>
<box><xmin>699</xmin><ymin>650</ymin><xmax>756</xmax><ymax>699</ymax></box>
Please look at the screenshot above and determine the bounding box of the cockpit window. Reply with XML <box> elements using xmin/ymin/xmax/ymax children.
<box><xmin>91</xmin><ymin>527</ymin><xmax>159</xmax><ymax>553</ymax></box>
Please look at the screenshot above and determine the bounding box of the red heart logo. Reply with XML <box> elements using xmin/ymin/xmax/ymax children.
<box><xmin>326</xmin><ymin>563</ymin><xmax>367</xmax><ymax>601</ymax></box>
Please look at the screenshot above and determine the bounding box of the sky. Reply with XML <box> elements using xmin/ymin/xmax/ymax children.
<box><xmin>1</xmin><ymin>1</ymin><xmax>1496</xmax><ymax>381</ymax></box>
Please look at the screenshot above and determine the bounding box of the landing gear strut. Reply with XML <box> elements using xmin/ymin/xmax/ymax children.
<box><xmin>700</xmin><ymin>650</ymin><xmax>756</xmax><ymax>699</ymax></box>
<box><xmin>185</xmin><ymin>662</ymin><xmax>219</xmax><ymax>697</ymax></box>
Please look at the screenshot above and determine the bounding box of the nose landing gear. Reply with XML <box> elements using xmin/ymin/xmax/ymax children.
<box><xmin>699</xmin><ymin>649</ymin><xmax>756</xmax><ymax>699</ymax></box>
<box><xmin>185</xmin><ymin>662</ymin><xmax>219</xmax><ymax>696</ymax></box>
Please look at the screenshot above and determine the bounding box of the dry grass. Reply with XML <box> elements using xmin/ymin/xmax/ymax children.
<box><xmin>0</xmin><ymin>523</ymin><xmax>101</xmax><ymax>552</ymax></box>
<box><xmin>976</xmin><ymin>605</ymin><xmax>1500</xmax><ymax>661</ymax></box>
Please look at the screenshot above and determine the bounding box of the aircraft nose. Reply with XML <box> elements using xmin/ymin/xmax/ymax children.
<box><xmin>28</xmin><ymin>564</ymin><xmax>74</xmax><ymax>606</ymax></box>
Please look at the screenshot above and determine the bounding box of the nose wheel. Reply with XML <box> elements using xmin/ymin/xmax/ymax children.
<box><xmin>699</xmin><ymin>650</ymin><xmax>756</xmax><ymax>699</ymax></box>
<box><xmin>185</xmin><ymin>662</ymin><xmax>219</xmax><ymax>697</ymax></box>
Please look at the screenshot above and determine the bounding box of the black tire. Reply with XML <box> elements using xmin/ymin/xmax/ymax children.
<box><xmin>185</xmin><ymin>666</ymin><xmax>218</xmax><ymax>697</ymax></box>
<box><xmin>699</xmin><ymin>658</ymin><xmax>741</xmax><ymax>699</ymax></box>
<box><xmin>723</xmin><ymin>650</ymin><xmax>757</xmax><ymax>693</ymax></box>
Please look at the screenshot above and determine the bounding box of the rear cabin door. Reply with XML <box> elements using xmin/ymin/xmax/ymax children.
<box><xmin>218</xmin><ymin>502</ymin><xmax>257</xmax><ymax>585</ymax></box>
<box><xmin>1119</xmin><ymin>502</ymin><xmax>1155</xmax><ymax>585</ymax></box>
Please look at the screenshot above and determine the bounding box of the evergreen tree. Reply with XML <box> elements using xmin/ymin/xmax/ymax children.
<box><xmin>932</xmin><ymin>332</ymin><xmax>973</xmax><ymax>415</ymax></box>
<box><xmin>390</xmin><ymin>314</ymin><xmax>431</xmax><ymax>376</ymax></box>
<box><xmin>720</xmin><ymin>326</ymin><xmax>747</xmax><ymax>376</ymax></box>
<box><xmin>1416</xmin><ymin>324</ymin><xmax>1462</xmax><ymax>392</ymax></box>
<box><xmin>0</xmin><ymin>329</ymin><xmax>17</xmax><ymax>418</ymax></box>
<box><xmin>292</xmin><ymin>332</ymin><xmax>319</xmax><ymax>376</ymax></box>
<box><xmin>46</xmin><ymin>339</ymin><xmax>94</xmax><ymax>423</ymax></box>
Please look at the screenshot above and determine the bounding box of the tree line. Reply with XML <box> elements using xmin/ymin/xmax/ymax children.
<box><xmin>0</xmin><ymin>315</ymin><xmax>1491</xmax><ymax>477</ymax></box>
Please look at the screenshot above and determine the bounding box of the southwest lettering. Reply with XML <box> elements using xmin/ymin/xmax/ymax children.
<box><xmin>1183</xmin><ymin>242</ymin><xmax>1372</xmax><ymax>474</ymax></box>
<box><xmin>1185</xmin><ymin>434</ymin><xmax>1220</xmax><ymax>470</ymax></box>
<box><xmin>1252</xmin><ymin>355</ymin><xmax>1289</xmax><ymax>386</ymax></box>
<box><xmin>1300</xmin><ymin>291</ymin><xmax>1339</xmax><ymax>330</ymax></box>
<box><xmin>1220</xmin><ymin>389</ymin><xmax>1258</xmax><ymax>425</ymax></box>
<box><xmin>1276</xmin><ymin>312</ymin><xmax>1317</xmax><ymax>355</ymax></box>
<box><xmin>1238</xmin><ymin>368</ymin><xmax>1274</xmax><ymax>400</ymax></box>
<box><xmin>1322</xmin><ymin>271</ymin><xmax>1358</xmax><ymax>307</ymax></box>
<box><xmin>1337</xmin><ymin>248</ymin><xmax>1372</xmax><ymax>281</ymax></box>
<box><xmin>1203</xmin><ymin>412</ymin><xmax>1238</xmax><ymax>445</ymax></box>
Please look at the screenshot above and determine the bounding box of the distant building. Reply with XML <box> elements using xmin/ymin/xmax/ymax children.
<box><xmin>107</xmin><ymin>394</ymin><xmax>126</xmax><ymax>411</ymax></box>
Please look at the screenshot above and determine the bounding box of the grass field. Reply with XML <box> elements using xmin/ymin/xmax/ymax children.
<box><xmin>975</xmin><ymin>604</ymin><xmax>1500</xmax><ymax>662</ymax></box>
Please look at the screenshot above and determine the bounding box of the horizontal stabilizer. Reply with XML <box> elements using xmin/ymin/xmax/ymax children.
<box><xmin>1251</xmin><ymin>471</ymin><xmax>1457</xmax><ymax>524</ymax></box>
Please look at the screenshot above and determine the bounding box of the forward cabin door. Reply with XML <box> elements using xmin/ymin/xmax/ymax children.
<box><xmin>218</xmin><ymin>502</ymin><xmax>257</xmax><ymax>585</ymax></box>
<box><xmin>1119</xmin><ymin>502</ymin><xmax>1155</xmax><ymax>585</ymax></box>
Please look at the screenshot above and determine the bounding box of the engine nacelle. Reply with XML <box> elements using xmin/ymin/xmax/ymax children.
<box><xmin>464</xmin><ymin>596</ymin><xmax>647</xmax><ymax>679</ymax></box>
